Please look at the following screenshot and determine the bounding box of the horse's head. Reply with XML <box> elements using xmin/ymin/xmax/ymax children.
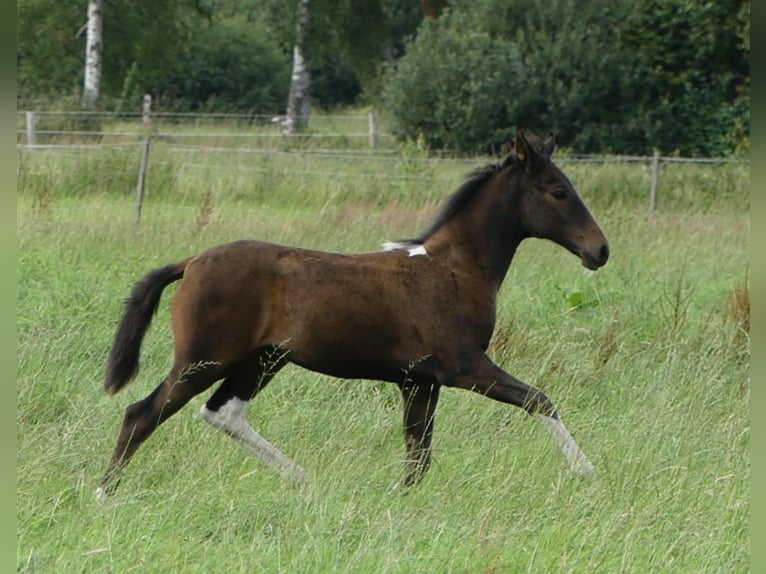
<box><xmin>512</xmin><ymin>130</ymin><xmax>609</xmax><ymax>270</ymax></box>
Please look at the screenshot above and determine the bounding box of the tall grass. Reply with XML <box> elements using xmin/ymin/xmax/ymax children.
<box><xmin>18</xmin><ymin>139</ymin><xmax>748</xmax><ymax>214</ymax></box>
<box><xmin>17</xmin><ymin>145</ymin><xmax>748</xmax><ymax>572</ymax></box>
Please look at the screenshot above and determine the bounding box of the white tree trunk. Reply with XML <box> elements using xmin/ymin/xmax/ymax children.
<box><xmin>83</xmin><ymin>0</ymin><xmax>103</xmax><ymax>108</ymax></box>
<box><xmin>284</xmin><ymin>0</ymin><xmax>311</xmax><ymax>136</ymax></box>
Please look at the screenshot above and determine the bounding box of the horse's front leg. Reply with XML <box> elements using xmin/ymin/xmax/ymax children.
<box><xmin>449</xmin><ymin>356</ymin><xmax>595</xmax><ymax>478</ymax></box>
<box><xmin>397</xmin><ymin>381</ymin><xmax>441</xmax><ymax>486</ymax></box>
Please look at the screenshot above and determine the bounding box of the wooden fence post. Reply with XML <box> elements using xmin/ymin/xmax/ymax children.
<box><xmin>368</xmin><ymin>111</ymin><xmax>378</xmax><ymax>148</ymax></box>
<box><xmin>649</xmin><ymin>150</ymin><xmax>660</xmax><ymax>217</ymax></box>
<box><xmin>142</xmin><ymin>94</ymin><xmax>152</xmax><ymax>129</ymax></box>
<box><xmin>134</xmin><ymin>137</ymin><xmax>150</xmax><ymax>229</ymax></box>
<box><xmin>26</xmin><ymin>112</ymin><xmax>37</xmax><ymax>146</ymax></box>
<box><xmin>133</xmin><ymin>94</ymin><xmax>153</xmax><ymax>228</ymax></box>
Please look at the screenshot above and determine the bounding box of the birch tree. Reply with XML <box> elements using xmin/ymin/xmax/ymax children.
<box><xmin>283</xmin><ymin>0</ymin><xmax>311</xmax><ymax>135</ymax></box>
<box><xmin>83</xmin><ymin>0</ymin><xmax>103</xmax><ymax>108</ymax></box>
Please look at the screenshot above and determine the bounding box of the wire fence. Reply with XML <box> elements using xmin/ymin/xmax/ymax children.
<box><xmin>17</xmin><ymin>107</ymin><xmax>391</xmax><ymax>149</ymax></box>
<box><xmin>17</xmin><ymin>108</ymin><xmax>749</xmax><ymax>223</ymax></box>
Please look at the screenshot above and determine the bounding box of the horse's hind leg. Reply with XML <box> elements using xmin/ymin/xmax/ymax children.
<box><xmin>199</xmin><ymin>347</ymin><xmax>305</xmax><ymax>484</ymax></box>
<box><xmin>398</xmin><ymin>381</ymin><xmax>441</xmax><ymax>487</ymax></box>
<box><xmin>96</xmin><ymin>362</ymin><xmax>222</xmax><ymax>500</ymax></box>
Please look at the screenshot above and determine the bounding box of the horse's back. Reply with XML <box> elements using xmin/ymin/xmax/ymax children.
<box><xmin>167</xmin><ymin>239</ymin><xmax>488</xmax><ymax>380</ymax></box>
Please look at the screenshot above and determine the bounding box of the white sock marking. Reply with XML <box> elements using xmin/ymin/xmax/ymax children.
<box><xmin>536</xmin><ymin>414</ymin><xmax>595</xmax><ymax>478</ymax></box>
<box><xmin>201</xmin><ymin>398</ymin><xmax>305</xmax><ymax>484</ymax></box>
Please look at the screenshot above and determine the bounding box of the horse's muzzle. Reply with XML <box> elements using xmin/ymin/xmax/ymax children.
<box><xmin>582</xmin><ymin>243</ymin><xmax>610</xmax><ymax>270</ymax></box>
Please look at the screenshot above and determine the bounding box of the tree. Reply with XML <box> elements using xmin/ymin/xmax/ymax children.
<box><xmin>17</xmin><ymin>0</ymin><xmax>425</xmax><ymax>113</ymax></box>
<box><xmin>17</xmin><ymin>0</ymin><xmax>211</xmax><ymax>107</ymax></box>
<box><xmin>382</xmin><ymin>11</ymin><xmax>520</xmax><ymax>152</ymax></box>
<box><xmin>305</xmin><ymin>0</ymin><xmax>403</xmax><ymax>107</ymax></box>
<box><xmin>383</xmin><ymin>0</ymin><xmax>749</xmax><ymax>155</ymax></box>
<box><xmin>157</xmin><ymin>17</ymin><xmax>290</xmax><ymax>113</ymax></box>
<box><xmin>17</xmin><ymin>0</ymin><xmax>86</xmax><ymax>102</ymax></box>
<box><xmin>384</xmin><ymin>0</ymin><xmax>632</xmax><ymax>153</ymax></box>
<box><xmin>616</xmin><ymin>0</ymin><xmax>749</xmax><ymax>155</ymax></box>
<box><xmin>82</xmin><ymin>0</ymin><xmax>103</xmax><ymax>108</ymax></box>
<box><xmin>284</xmin><ymin>0</ymin><xmax>312</xmax><ymax>135</ymax></box>
<box><xmin>420</xmin><ymin>0</ymin><xmax>447</xmax><ymax>18</ymax></box>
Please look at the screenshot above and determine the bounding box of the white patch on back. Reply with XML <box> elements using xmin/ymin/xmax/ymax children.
<box><xmin>381</xmin><ymin>241</ymin><xmax>428</xmax><ymax>257</ymax></box>
<box><xmin>381</xmin><ymin>241</ymin><xmax>401</xmax><ymax>252</ymax></box>
<box><xmin>536</xmin><ymin>414</ymin><xmax>595</xmax><ymax>479</ymax></box>
<box><xmin>201</xmin><ymin>398</ymin><xmax>305</xmax><ymax>484</ymax></box>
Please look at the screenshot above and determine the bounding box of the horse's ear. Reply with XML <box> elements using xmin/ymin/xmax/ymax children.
<box><xmin>515</xmin><ymin>130</ymin><xmax>545</xmax><ymax>171</ymax></box>
<box><xmin>543</xmin><ymin>131</ymin><xmax>556</xmax><ymax>156</ymax></box>
<box><xmin>514</xmin><ymin>130</ymin><xmax>532</xmax><ymax>165</ymax></box>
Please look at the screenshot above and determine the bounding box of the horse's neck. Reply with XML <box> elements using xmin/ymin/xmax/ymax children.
<box><xmin>425</xmin><ymin>179</ymin><xmax>525</xmax><ymax>291</ymax></box>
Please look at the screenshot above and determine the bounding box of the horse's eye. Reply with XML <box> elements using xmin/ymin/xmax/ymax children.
<box><xmin>552</xmin><ymin>189</ymin><xmax>567</xmax><ymax>200</ymax></box>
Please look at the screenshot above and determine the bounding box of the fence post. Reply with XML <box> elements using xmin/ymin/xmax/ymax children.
<box><xmin>134</xmin><ymin>137</ymin><xmax>150</xmax><ymax>228</ymax></box>
<box><xmin>133</xmin><ymin>94</ymin><xmax>153</xmax><ymax>228</ymax></box>
<box><xmin>649</xmin><ymin>150</ymin><xmax>660</xmax><ymax>217</ymax></box>
<box><xmin>368</xmin><ymin>111</ymin><xmax>378</xmax><ymax>148</ymax></box>
<box><xmin>25</xmin><ymin>111</ymin><xmax>37</xmax><ymax>146</ymax></box>
<box><xmin>142</xmin><ymin>94</ymin><xmax>152</xmax><ymax>129</ymax></box>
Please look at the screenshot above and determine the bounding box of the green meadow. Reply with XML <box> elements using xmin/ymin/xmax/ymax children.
<box><xmin>17</xmin><ymin>139</ymin><xmax>748</xmax><ymax>572</ymax></box>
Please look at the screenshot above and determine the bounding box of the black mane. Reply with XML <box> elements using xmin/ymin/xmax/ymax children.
<box><xmin>413</xmin><ymin>156</ymin><xmax>515</xmax><ymax>243</ymax></box>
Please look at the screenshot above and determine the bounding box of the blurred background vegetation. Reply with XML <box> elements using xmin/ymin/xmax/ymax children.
<box><xmin>17</xmin><ymin>0</ymin><xmax>749</xmax><ymax>156</ymax></box>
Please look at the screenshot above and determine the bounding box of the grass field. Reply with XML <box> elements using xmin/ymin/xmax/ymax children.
<box><xmin>17</xmin><ymin>142</ymin><xmax>749</xmax><ymax>573</ymax></box>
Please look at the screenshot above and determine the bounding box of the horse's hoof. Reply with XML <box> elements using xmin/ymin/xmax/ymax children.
<box><xmin>574</xmin><ymin>458</ymin><xmax>596</xmax><ymax>481</ymax></box>
<box><xmin>281</xmin><ymin>465</ymin><xmax>306</xmax><ymax>486</ymax></box>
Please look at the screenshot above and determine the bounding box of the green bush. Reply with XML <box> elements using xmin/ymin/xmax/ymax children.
<box><xmin>382</xmin><ymin>2</ymin><xmax>635</xmax><ymax>154</ymax></box>
<box><xmin>382</xmin><ymin>0</ymin><xmax>749</xmax><ymax>156</ymax></box>
<box><xmin>382</xmin><ymin>12</ymin><xmax>519</xmax><ymax>153</ymax></box>
<box><xmin>151</xmin><ymin>19</ymin><xmax>290</xmax><ymax>114</ymax></box>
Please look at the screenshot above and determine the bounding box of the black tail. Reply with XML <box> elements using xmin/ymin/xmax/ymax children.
<box><xmin>104</xmin><ymin>259</ymin><xmax>190</xmax><ymax>395</ymax></box>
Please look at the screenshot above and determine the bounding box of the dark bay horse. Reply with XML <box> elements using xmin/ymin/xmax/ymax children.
<box><xmin>96</xmin><ymin>130</ymin><xmax>609</xmax><ymax>500</ymax></box>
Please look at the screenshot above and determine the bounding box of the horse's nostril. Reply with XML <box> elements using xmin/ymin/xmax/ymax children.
<box><xmin>599</xmin><ymin>244</ymin><xmax>610</xmax><ymax>265</ymax></box>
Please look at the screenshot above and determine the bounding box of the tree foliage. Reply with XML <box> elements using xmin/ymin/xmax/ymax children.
<box><xmin>264</xmin><ymin>0</ymin><xmax>421</xmax><ymax>108</ymax></box>
<box><xmin>381</xmin><ymin>12</ymin><xmax>521</xmax><ymax>152</ymax></box>
<box><xmin>17</xmin><ymin>0</ymin><xmax>419</xmax><ymax>112</ymax></box>
<box><xmin>17</xmin><ymin>0</ymin><xmax>85</xmax><ymax>101</ymax></box>
<box><xmin>17</xmin><ymin>0</ymin><xmax>212</xmax><ymax>106</ymax></box>
<box><xmin>17</xmin><ymin>0</ymin><xmax>749</xmax><ymax>155</ymax></box>
<box><xmin>154</xmin><ymin>17</ymin><xmax>290</xmax><ymax>113</ymax></box>
<box><xmin>616</xmin><ymin>0</ymin><xmax>749</xmax><ymax>155</ymax></box>
<box><xmin>383</xmin><ymin>0</ymin><xmax>749</xmax><ymax>155</ymax></box>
